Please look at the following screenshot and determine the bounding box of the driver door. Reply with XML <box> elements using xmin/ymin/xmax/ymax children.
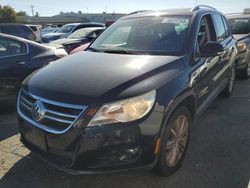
<box><xmin>0</xmin><ymin>37</ymin><xmax>28</xmax><ymax>95</ymax></box>
<box><xmin>193</xmin><ymin>14</ymin><xmax>221</xmax><ymax>114</ymax></box>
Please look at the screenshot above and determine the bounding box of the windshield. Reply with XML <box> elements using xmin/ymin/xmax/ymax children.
<box><xmin>229</xmin><ymin>18</ymin><xmax>250</xmax><ymax>34</ymax></box>
<box><xmin>56</xmin><ymin>25</ymin><xmax>75</xmax><ymax>33</ymax></box>
<box><xmin>68</xmin><ymin>28</ymin><xmax>96</xmax><ymax>39</ymax></box>
<box><xmin>90</xmin><ymin>16</ymin><xmax>190</xmax><ymax>55</ymax></box>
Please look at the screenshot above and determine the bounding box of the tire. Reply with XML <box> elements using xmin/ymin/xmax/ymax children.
<box><xmin>222</xmin><ymin>63</ymin><xmax>236</xmax><ymax>98</ymax></box>
<box><xmin>239</xmin><ymin>57</ymin><xmax>250</xmax><ymax>79</ymax></box>
<box><xmin>153</xmin><ymin>106</ymin><xmax>192</xmax><ymax>176</ymax></box>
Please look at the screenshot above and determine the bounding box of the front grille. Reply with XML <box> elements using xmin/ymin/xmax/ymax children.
<box><xmin>18</xmin><ymin>89</ymin><xmax>87</xmax><ymax>133</ymax></box>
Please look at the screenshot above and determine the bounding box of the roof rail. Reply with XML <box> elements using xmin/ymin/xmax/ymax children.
<box><xmin>127</xmin><ymin>10</ymin><xmax>151</xmax><ymax>15</ymax></box>
<box><xmin>191</xmin><ymin>5</ymin><xmax>217</xmax><ymax>12</ymax></box>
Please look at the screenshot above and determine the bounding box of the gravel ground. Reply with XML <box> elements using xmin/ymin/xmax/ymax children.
<box><xmin>0</xmin><ymin>80</ymin><xmax>250</xmax><ymax>188</ymax></box>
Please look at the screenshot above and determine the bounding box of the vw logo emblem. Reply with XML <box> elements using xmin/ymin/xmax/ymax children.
<box><xmin>32</xmin><ymin>100</ymin><xmax>45</xmax><ymax>122</ymax></box>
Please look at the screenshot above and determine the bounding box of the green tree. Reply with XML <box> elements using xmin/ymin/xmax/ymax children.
<box><xmin>16</xmin><ymin>11</ymin><xmax>28</xmax><ymax>16</ymax></box>
<box><xmin>0</xmin><ymin>5</ymin><xmax>17</xmax><ymax>23</ymax></box>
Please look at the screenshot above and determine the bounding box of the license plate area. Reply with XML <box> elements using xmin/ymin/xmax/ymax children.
<box><xmin>21</xmin><ymin>122</ymin><xmax>47</xmax><ymax>151</ymax></box>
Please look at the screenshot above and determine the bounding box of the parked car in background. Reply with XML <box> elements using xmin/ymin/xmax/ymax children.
<box><xmin>0</xmin><ymin>33</ymin><xmax>67</xmax><ymax>97</ymax></box>
<box><xmin>41</xmin><ymin>27</ymin><xmax>58</xmax><ymax>36</ymax></box>
<box><xmin>0</xmin><ymin>23</ymin><xmax>37</xmax><ymax>41</ymax></box>
<box><xmin>41</xmin><ymin>22</ymin><xmax>105</xmax><ymax>43</ymax></box>
<box><xmin>228</xmin><ymin>13</ymin><xmax>250</xmax><ymax>79</ymax></box>
<box><xmin>17</xmin><ymin>6</ymin><xmax>237</xmax><ymax>176</ymax></box>
<box><xmin>27</xmin><ymin>24</ymin><xmax>42</xmax><ymax>43</ymax></box>
<box><xmin>105</xmin><ymin>20</ymin><xmax>115</xmax><ymax>27</ymax></box>
<box><xmin>51</xmin><ymin>27</ymin><xmax>105</xmax><ymax>53</ymax></box>
<box><xmin>69</xmin><ymin>42</ymin><xmax>90</xmax><ymax>55</ymax></box>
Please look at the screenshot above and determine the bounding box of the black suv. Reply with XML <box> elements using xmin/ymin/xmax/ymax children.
<box><xmin>227</xmin><ymin>13</ymin><xmax>250</xmax><ymax>79</ymax></box>
<box><xmin>0</xmin><ymin>23</ymin><xmax>37</xmax><ymax>41</ymax></box>
<box><xmin>17</xmin><ymin>6</ymin><xmax>237</xmax><ymax>176</ymax></box>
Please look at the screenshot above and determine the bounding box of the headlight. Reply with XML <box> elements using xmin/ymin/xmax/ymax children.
<box><xmin>237</xmin><ymin>42</ymin><xmax>247</xmax><ymax>53</ymax></box>
<box><xmin>88</xmin><ymin>90</ymin><xmax>156</xmax><ymax>127</ymax></box>
<box><xmin>54</xmin><ymin>48</ymin><xmax>68</xmax><ymax>57</ymax></box>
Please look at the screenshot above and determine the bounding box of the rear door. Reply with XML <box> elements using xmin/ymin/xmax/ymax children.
<box><xmin>211</xmin><ymin>14</ymin><xmax>234</xmax><ymax>87</ymax></box>
<box><xmin>0</xmin><ymin>37</ymin><xmax>29</xmax><ymax>94</ymax></box>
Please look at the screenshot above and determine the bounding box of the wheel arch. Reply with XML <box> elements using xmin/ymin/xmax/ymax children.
<box><xmin>159</xmin><ymin>90</ymin><xmax>196</xmax><ymax>140</ymax></box>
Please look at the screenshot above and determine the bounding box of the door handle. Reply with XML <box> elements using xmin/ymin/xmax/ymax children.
<box><xmin>17</xmin><ymin>62</ymin><xmax>26</xmax><ymax>66</ymax></box>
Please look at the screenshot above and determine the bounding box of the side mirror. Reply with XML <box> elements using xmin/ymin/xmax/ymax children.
<box><xmin>199</xmin><ymin>41</ymin><xmax>224</xmax><ymax>57</ymax></box>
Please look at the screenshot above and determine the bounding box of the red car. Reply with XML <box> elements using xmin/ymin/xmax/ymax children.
<box><xmin>69</xmin><ymin>42</ymin><xmax>90</xmax><ymax>55</ymax></box>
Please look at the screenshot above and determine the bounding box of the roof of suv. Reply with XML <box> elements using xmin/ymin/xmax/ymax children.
<box><xmin>123</xmin><ymin>6</ymin><xmax>221</xmax><ymax>19</ymax></box>
<box><xmin>0</xmin><ymin>23</ymin><xmax>30</xmax><ymax>26</ymax></box>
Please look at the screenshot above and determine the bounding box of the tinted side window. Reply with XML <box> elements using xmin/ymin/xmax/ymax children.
<box><xmin>212</xmin><ymin>14</ymin><xmax>226</xmax><ymax>42</ymax></box>
<box><xmin>222</xmin><ymin>16</ymin><xmax>230</xmax><ymax>38</ymax></box>
<box><xmin>0</xmin><ymin>37</ymin><xmax>27</xmax><ymax>57</ymax></box>
<box><xmin>0</xmin><ymin>37</ymin><xmax>10</xmax><ymax>56</ymax></box>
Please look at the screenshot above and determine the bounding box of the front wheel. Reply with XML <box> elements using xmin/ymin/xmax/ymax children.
<box><xmin>222</xmin><ymin>63</ymin><xmax>236</xmax><ymax>98</ymax></box>
<box><xmin>153</xmin><ymin>106</ymin><xmax>191</xmax><ymax>176</ymax></box>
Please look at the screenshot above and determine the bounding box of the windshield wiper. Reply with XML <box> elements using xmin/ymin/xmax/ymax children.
<box><xmin>102</xmin><ymin>49</ymin><xmax>138</xmax><ymax>54</ymax></box>
<box><xmin>87</xmin><ymin>47</ymin><xmax>101</xmax><ymax>52</ymax></box>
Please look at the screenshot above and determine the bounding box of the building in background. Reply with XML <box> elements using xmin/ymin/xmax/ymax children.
<box><xmin>18</xmin><ymin>12</ymin><xmax>126</xmax><ymax>26</ymax></box>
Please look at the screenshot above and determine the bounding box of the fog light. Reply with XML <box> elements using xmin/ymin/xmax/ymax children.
<box><xmin>119</xmin><ymin>147</ymin><xmax>141</xmax><ymax>162</ymax></box>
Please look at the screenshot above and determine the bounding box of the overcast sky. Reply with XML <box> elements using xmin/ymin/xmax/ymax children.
<box><xmin>1</xmin><ymin>0</ymin><xmax>250</xmax><ymax>16</ymax></box>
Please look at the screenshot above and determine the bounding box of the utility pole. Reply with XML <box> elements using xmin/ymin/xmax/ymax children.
<box><xmin>194</xmin><ymin>0</ymin><xmax>198</xmax><ymax>6</ymax></box>
<box><xmin>30</xmin><ymin>5</ymin><xmax>34</xmax><ymax>16</ymax></box>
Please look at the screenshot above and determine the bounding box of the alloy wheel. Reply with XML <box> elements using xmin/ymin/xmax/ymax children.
<box><xmin>166</xmin><ymin>115</ymin><xmax>189</xmax><ymax>167</ymax></box>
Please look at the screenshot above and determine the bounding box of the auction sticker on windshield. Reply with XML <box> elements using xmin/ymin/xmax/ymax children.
<box><xmin>162</xmin><ymin>17</ymin><xmax>189</xmax><ymax>24</ymax></box>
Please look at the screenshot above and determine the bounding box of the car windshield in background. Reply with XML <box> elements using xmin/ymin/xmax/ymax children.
<box><xmin>229</xmin><ymin>18</ymin><xmax>250</xmax><ymax>34</ymax></box>
<box><xmin>29</xmin><ymin>26</ymin><xmax>37</xmax><ymax>31</ymax></box>
<box><xmin>90</xmin><ymin>16</ymin><xmax>190</xmax><ymax>55</ymax></box>
<box><xmin>67</xmin><ymin>28</ymin><xmax>96</xmax><ymax>39</ymax></box>
<box><xmin>56</xmin><ymin>25</ymin><xmax>74</xmax><ymax>33</ymax></box>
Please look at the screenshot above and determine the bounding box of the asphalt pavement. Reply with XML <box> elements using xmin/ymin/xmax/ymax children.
<box><xmin>0</xmin><ymin>80</ymin><xmax>249</xmax><ymax>188</ymax></box>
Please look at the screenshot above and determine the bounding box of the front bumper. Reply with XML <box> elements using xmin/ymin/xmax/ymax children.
<box><xmin>18</xmin><ymin>106</ymin><xmax>163</xmax><ymax>174</ymax></box>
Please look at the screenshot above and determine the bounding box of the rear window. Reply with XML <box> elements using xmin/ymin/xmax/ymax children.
<box><xmin>29</xmin><ymin>26</ymin><xmax>37</xmax><ymax>32</ymax></box>
<box><xmin>0</xmin><ymin>26</ymin><xmax>19</xmax><ymax>35</ymax></box>
<box><xmin>228</xmin><ymin>18</ymin><xmax>250</xmax><ymax>34</ymax></box>
<box><xmin>0</xmin><ymin>25</ymin><xmax>32</xmax><ymax>37</ymax></box>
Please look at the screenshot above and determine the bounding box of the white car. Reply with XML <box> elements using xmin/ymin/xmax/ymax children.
<box><xmin>27</xmin><ymin>24</ymin><xmax>42</xmax><ymax>42</ymax></box>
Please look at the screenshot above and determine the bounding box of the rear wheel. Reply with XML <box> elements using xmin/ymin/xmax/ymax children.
<box><xmin>222</xmin><ymin>63</ymin><xmax>236</xmax><ymax>98</ymax></box>
<box><xmin>239</xmin><ymin>57</ymin><xmax>250</xmax><ymax>79</ymax></box>
<box><xmin>154</xmin><ymin>106</ymin><xmax>191</xmax><ymax>176</ymax></box>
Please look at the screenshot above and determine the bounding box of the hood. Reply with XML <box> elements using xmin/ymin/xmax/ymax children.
<box><xmin>42</xmin><ymin>32</ymin><xmax>65</xmax><ymax>38</ymax></box>
<box><xmin>50</xmin><ymin>38</ymin><xmax>82</xmax><ymax>45</ymax></box>
<box><xmin>233</xmin><ymin>34</ymin><xmax>249</xmax><ymax>41</ymax></box>
<box><xmin>23</xmin><ymin>51</ymin><xmax>184</xmax><ymax>105</ymax></box>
